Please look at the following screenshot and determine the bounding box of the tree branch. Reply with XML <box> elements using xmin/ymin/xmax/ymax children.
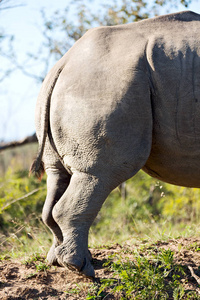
<box><xmin>0</xmin><ymin>133</ymin><xmax>37</xmax><ymax>151</ymax></box>
<box><xmin>2</xmin><ymin>187</ymin><xmax>44</xmax><ymax>211</ymax></box>
<box><xmin>0</xmin><ymin>0</ymin><xmax>24</xmax><ymax>10</ymax></box>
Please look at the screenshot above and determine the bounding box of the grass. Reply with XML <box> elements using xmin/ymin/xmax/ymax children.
<box><xmin>100</xmin><ymin>250</ymin><xmax>185</xmax><ymax>299</ymax></box>
<box><xmin>89</xmin><ymin>216</ymin><xmax>200</xmax><ymax>249</ymax></box>
<box><xmin>0</xmin><ymin>229</ymin><xmax>51</xmax><ymax>260</ymax></box>
<box><xmin>1</xmin><ymin>218</ymin><xmax>200</xmax><ymax>299</ymax></box>
<box><xmin>23</xmin><ymin>252</ymin><xmax>44</xmax><ymax>265</ymax></box>
<box><xmin>35</xmin><ymin>261</ymin><xmax>50</xmax><ymax>272</ymax></box>
<box><xmin>85</xmin><ymin>248</ymin><xmax>200</xmax><ymax>300</ymax></box>
<box><xmin>2</xmin><ymin>146</ymin><xmax>200</xmax><ymax>298</ymax></box>
<box><xmin>22</xmin><ymin>252</ymin><xmax>50</xmax><ymax>278</ymax></box>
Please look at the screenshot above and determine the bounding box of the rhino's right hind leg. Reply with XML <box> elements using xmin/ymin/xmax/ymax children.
<box><xmin>42</xmin><ymin>165</ymin><xmax>71</xmax><ymax>266</ymax></box>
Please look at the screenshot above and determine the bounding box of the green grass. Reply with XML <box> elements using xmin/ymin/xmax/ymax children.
<box><xmin>22</xmin><ymin>252</ymin><xmax>50</xmax><ymax>278</ymax></box>
<box><xmin>2</xmin><ymin>146</ymin><xmax>200</xmax><ymax>298</ymax></box>
<box><xmin>86</xmin><ymin>248</ymin><xmax>199</xmax><ymax>300</ymax></box>
<box><xmin>23</xmin><ymin>252</ymin><xmax>44</xmax><ymax>265</ymax></box>
<box><xmin>1</xmin><ymin>215</ymin><xmax>200</xmax><ymax>299</ymax></box>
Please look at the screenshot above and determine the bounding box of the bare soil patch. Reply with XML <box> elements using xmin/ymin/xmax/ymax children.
<box><xmin>1</xmin><ymin>238</ymin><xmax>200</xmax><ymax>299</ymax></box>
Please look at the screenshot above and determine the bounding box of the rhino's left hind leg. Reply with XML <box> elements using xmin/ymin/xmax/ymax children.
<box><xmin>42</xmin><ymin>168</ymin><xmax>71</xmax><ymax>265</ymax></box>
<box><xmin>52</xmin><ymin>171</ymin><xmax>112</xmax><ymax>277</ymax></box>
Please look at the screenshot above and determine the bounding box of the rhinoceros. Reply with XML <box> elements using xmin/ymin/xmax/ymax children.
<box><xmin>31</xmin><ymin>10</ymin><xmax>200</xmax><ymax>277</ymax></box>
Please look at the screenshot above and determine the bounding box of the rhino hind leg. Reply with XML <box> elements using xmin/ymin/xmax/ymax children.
<box><xmin>52</xmin><ymin>171</ymin><xmax>112</xmax><ymax>278</ymax></box>
<box><xmin>42</xmin><ymin>167</ymin><xmax>71</xmax><ymax>266</ymax></box>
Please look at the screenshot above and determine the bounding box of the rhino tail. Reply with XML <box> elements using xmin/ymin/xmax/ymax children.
<box><xmin>29</xmin><ymin>157</ymin><xmax>45</xmax><ymax>181</ymax></box>
<box><xmin>30</xmin><ymin>61</ymin><xmax>65</xmax><ymax>180</ymax></box>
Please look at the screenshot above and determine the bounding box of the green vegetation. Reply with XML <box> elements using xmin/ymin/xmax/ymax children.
<box><xmin>22</xmin><ymin>252</ymin><xmax>50</xmax><ymax>279</ymax></box>
<box><xmin>1</xmin><ymin>146</ymin><xmax>200</xmax><ymax>298</ymax></box>
<box><xmin>1</xmin><ymin>144</ymin><xmax>200</xmax><ymax>255</ymax></box>
<box><xmin>90</xmin><ymin>171</ymin><xmax>200</xmax><ymax>247</ymax></box>
<box><xmin>86</xmin><ymin>248</ymin><xmax>199</xmax><ymax>300</ymax></box>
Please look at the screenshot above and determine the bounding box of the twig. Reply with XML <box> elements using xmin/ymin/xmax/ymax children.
<box><xmin>188</xmin><ymin>266</ymin><xmax>200</xmax><ymax>285</ymax></box>
<box><xmin>0</xmin><ymin>225</ymin><xmax>25</xmax><ymax>246</ymax></box>
<box><xmin>2</xmin><ymin>187</ymin><xmax>44</xmax><ymax>210</ymax></box>
<box><xmin>0</xmin><ymin>0</ymin><xmax>24</xmax><ymax>10</ymax></box>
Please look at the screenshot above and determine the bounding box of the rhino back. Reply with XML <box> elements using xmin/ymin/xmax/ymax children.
<box><xmin>47</xmin><ymin>11</ymin><xmax>200</xmax><ymax>186</ymax></box>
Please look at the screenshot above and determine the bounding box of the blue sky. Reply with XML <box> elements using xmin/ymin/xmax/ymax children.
<box><xmin>0</xmin><ymin>0</ymin><xmax>199</xmax><ymax>142</ymax></box>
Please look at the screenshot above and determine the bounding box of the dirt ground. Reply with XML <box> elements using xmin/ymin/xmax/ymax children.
<box><xmin>1</xmin><ymin>237</ymin><xmax>200</xmax><ymax>299</ymax></box>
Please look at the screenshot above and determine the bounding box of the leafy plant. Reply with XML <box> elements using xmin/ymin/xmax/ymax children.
<box><xmin>93</xmin><ymin>249</ymin><xmax>195</xmax><ymax>300</ymax></box>
<box><xmin>35</xmin><ymin>261</ymin><xmax>49</xmax><ymax>272</ymax></box>
<box><xmin>23</xmin><ymin>252</ymin><xmax>43</xmax><ymax>265</ymax></box>
<box><xmin>23</xmin><ymin>253</ymin><xmax>49</xmax><ymax>273</ymax></box>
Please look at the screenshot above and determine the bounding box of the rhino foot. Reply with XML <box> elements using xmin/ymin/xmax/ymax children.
<box><xmin>65</xmin><ymin>256</ymin><xmax>95</xmax><ymax>278</ymax></box>
<box><xmin>55</xmin><ymin>246</ymin><xmax>95</xmax><ymax>278</ymax></box>
<box><xmin>46</xmin><ymin>244</ymin><xmax>62</xmax><ymax>266</ymax></box>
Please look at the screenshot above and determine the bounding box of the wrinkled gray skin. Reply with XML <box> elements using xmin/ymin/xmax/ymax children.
<box><xmin>33</xmin><ymin>11</ymin><xmax>200</xmax><ymax>278</ymax></box>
